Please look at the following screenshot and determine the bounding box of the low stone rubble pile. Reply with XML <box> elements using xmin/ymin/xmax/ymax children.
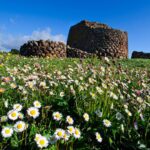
<box><xmin>20</xmin><ymin>40</ymin><xmax>66</xmax><ymax>58</ymax></box>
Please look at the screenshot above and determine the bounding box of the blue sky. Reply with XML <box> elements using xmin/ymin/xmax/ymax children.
<box><xmin>0</xmin><ymin>0</ymin><xmax>150</xmax><ymax>57</ymax></box>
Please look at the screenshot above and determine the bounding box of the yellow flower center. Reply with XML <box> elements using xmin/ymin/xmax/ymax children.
<box><xmin>69</xmin><ymin>128</ymin><xmax>73</xmax><ymax>131</ymax></box>
<box><xmin>39</xmin><ymin>139</ymin><xmax>45</xmax><ymax>145</ymax></box>
<box><xmin>68</xmin><ymin>118</ymin><xmax>72</xmax><ymax>122</ymax></box>
<box><xmin>11</xmin><ymin>112</ymin><xmax>17</xmax><ymax>117</ymax></box>
<box><xmin>5</xmin><ymin>129</ymin><xmax>10</xmax><ymax>134</ymax></box>
<box><xmin>64</xmin><ymin>134</ymin><xmax>67</xmax><ymax>138</ymax></box>
<box><xmin>55</xmin><ymin>114</ymin><xmax>60</xmax><ymax>118</ymax></box>
<box><xmin>17</xmin><ymin>124</ymin><xmax>23</xmax><ymax>129</ymax></box>
<box><xmin>84</xmin><ymin>114</ymin><xmax>89</xmax><ymax>119</ymax></box>
<box><xmin>16</xmin><ymin>105</ymin><xmax>20</xmax><ymax>109</ymax></box>
<box><xmin>97</xmin><ymin>134</ymin><xmax>101</xmax><ymax>139</ymax></box>
<box><xmin>75</xmin><ymin>130</ymin><xmax>79</xmax><ymax>135</ymax></box>
<box><xmin>57</xmin><ymin>131</ymin><xmax>63</xmax><ymax>137</ymax></box>
<box><xmin>69</xmin><ymin>128</ymin><xmax>73</xmax><ymax>132</ymax></box>
<box><xmin>105</xmin><ymin>120</ymin><xmax>109</xmax><ymax>124</ymax></box>
<box><xmin>35</xmin><ymin>103</ymin><xmax>40</xmax><ymax>106</ymax></box>
<box><xmin>30</xmin><ymin>110</ymin><xmax>36</xmax><ymax>116</ymax></box>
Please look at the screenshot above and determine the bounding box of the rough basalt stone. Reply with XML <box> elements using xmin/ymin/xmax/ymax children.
<box><xmin>132</xmin><ymin>51</ymin><xmax>150</xmax><ymax>59</ymax></box>
<box><xmin>20</xmin><ymin>40</ymin><xmax>66</xmax><ymax>58</ymax></box>
<box><xmin>67</xmin><ymin>46</ymin><xmax>96</xmax><ymax>58</ymax></box>
<box><xmin>20</xmin><ymin>20</ymin><xmax>129</xmax><ymax>59</ymax></box>
<box><xmin>67</xmin><ymin>20</ymin><xmax>128</xmax><ymax>58</ymax></box>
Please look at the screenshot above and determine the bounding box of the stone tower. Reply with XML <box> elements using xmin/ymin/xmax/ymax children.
<box><xmin>67</xmin><ymin>20</ymin><xmax>128</xmax><ymax>58</ymax></box>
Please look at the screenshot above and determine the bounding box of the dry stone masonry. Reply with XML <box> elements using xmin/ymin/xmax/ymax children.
<box><xmin>20</xmin><ymin>20</ymin><xmax>128</xmax><ymax>59</ymax></box>
<box><xmin>67</xmin><ymin>46</ymin><xmax>96</xmax><ymax>58</ymax></box>
<box><xmin>132</xmin><ymin>51</ymin><xmax>150</xmax><ymax>59</ymax></box>
<box><xmin>20</xmin><ymin>40</ymin><xmax>66</xmax><ymax>57</ymax></box>
<box><xmin>67</xmin><ymin>20</ymin><xmax>128</xmax><ymax>58</ymax></box>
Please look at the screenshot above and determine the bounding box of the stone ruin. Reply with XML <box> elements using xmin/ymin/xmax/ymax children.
<box><xmin>67</xmin><ymin>46</ymin><xmax>96</xmax><ymax>58</ymax></box>
<box><xmin>132</xmin><ymin>51</ymin><xmax>150</xmax><ymax>59</ymax></box>
<box><xmin>20</xmin><ymin>20</ymin><xmax>128</xmax><ymax>59</ymax></box>
<box><xmin>20</xmin><ymin>40</ymin><xmax>66</xmax><ymax>58</ymax></box>
<box><xmin>67</xmin><ymin>20</ymin><xmax>128</xmax><ymax>58</ymax></box>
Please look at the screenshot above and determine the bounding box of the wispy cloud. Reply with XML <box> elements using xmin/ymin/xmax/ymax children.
<box><xmin>0</xmin><ymin>28</ymin><xmax>66</xmax><ymax>51</ymax></box>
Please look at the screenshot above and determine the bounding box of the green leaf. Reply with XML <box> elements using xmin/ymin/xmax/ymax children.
<box><xmin>57</xmin><ymin>101</ymin><xmax>68</xmax><ymax>106</ymax></box>
<box><xmin>11</xmin><ymin>136</ymin><xmax>19</xmax><ymax>148</ymax></box>
<box><xmin>109</xmin><ymin>137</ymin><xmax>113</xmax><ymax>145</ymax></box>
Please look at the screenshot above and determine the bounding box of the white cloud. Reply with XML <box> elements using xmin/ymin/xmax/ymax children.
<box><xmin>0</xmin><ymin>28</ymin><xmax>66</xmax><ymax>51</ymax></box>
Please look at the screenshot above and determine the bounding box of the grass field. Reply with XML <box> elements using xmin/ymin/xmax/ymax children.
<box><xmin>0</xmin><ymin>53</ymin><xmax>150</xmax><ymax>150</ymax></box>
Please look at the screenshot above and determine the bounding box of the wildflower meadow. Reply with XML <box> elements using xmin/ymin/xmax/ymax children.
<box><xmin>0</xmin><ymin>52</ymin><xmax>150</xmax><ymax>150</ymax></box>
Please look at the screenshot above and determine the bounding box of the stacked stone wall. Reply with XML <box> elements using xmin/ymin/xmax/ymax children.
<box><xmin>67</xmin><ymin>20</ymin><xmax>128</xmax><ymax>58</ymax></box>
<box><xmin>20</xmin><ymin>40</ymin><xmax>66</xmax><ymax>57</ymax></box>
<box><xmin>67</xmin><ymin>46</ymin><xmax>96</xmax><ymax>58</ymax></box>
<box><xmin>20</xmin><ymin>20</ymin><xmax>128</xmax><ymax>59</ymax></box>
<box><xmin>132</xmin><ymin>51</ymin><xmax>150</xmax><ymax>59</ymax></box>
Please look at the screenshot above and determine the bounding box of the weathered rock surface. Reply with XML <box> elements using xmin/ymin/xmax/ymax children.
<box><xmin>67</xmin><ymin>46</ymin><xmax>96</xmax><ymax>58</ymax></box>
<box><xmin>132</xmin><ymin>51</ymin><xmax>150</xmax><ymax>59</ymax></box>
<box><xmin>20</xmin><ymin>20</ymin><xmax>129</xmax><ymax>59</ymax></box>
<box><xmin>20</xmin><ymin>40</ymin><xmax>66</xmax><ymax>57</ymax></box>
<box><xmin>67</xmin><ymin>20</ymin><xmax>128</xmax><ymax>58</ymax></box>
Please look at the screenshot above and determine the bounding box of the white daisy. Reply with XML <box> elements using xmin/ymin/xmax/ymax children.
<box><xmin>18</xmin><ymin>112</ymin><xmax>24</xmax><ymax>119</ymax></box>
<box><xmin>52</xmin><ymin>112</ymin><xmax>62</xmax><ymax>121</ymax></box>
<box><xmin>33</xmin><ymin>101</ymin><xmax>41</xmax><ymax>108</ymax></box>
<box><xmin>34</xmin><ymin>134</ymin><xmax>42</xmax><ymax>142</ymax></box>
<box><xmin>13</xmin><ymin>104</ymin><xmax>23</xmax><ymax>111</ymax></box>
<box><xmin>39</xmin><ymin>81</ymin><xmax>46</xmax><ymax>88</ymax></box>
<box><xmin>104</xmin><ymin>57</ymin><xmax>110</xmax><ymax>63</ymax></box>
<box><xmin>10</xmin><ymin>83</ymin><xmax>17</xmax><ymax>89</ymax></box>
<box><xmin>0</xmin><ymin>116</ymin><xmax>8</xmax><ymax>122</ymax></box>
<box><xmin>102</xmin><ymin>83</ymin><xmax>107</xmax><ymax>89</ymax></box>
<box><xmin>67</xmin><ymin>126</ymin><xmax>75</xmax><ymax>135</ymax></box>
<box><xmin>63</xmin><ymin>131</ymin><xmax>70</xmax><ymax>141</ymax></box>
<box><xmin>95</xmin><ymin>132</ymin><xmax>102</xmax><ymax>143</ymax></box>
<box><xmin>1</xmin><ymin>127</ymin><xmax>13</xmax><ymax>138</ymax></box>
<box><xmin>60</xmin><ymin>92</ymin><xmax>65</xmax><ymax>97</ymax></box>
<box><xmin>103</xmin><ymin>119</ymin><xmax>111</xmax><ymax>127</ymax></box>
<box><xmin>4</xmin><ymin>100</ymin><xmax>8</xmax><ymax>108</ymax></box>
<box><xmin>14</xmin><ymin>121</ymin><xmax>27</xmax><ymax>132</ymax></box>
<box><xmin>36</xmin><ymin>136</ymin><xmax>49</xmax><ymax>148</ymax></box>
<box><xmin>54</xmin><ymin>129</ymin><xmax>65</xmax><ymax>140</ymax></box>
<box><xmin>96</xmin><ymin>87</ymin><xmax>103</xmax><ymax>94</ymax></box>
<box><xmin>124</xmin><ymin>104</ymin><xmax>128</xmax><ymax>109</ymax></box>
<box><xmin>7</xmin><ymin>110</ymin><xmax>19</xmax><ymax>121</ymax></box>
<box><xmin>125</xmin><ymin>109</ymin><xmax>132</xmax><ymax>116</ymax></box>
<box><xmin>27</xmin><ymin>107</ymin><xmax>40</xmax><ymax>119</ymax></box>
<box><xmin>83</xmin><ymin>113</ymin><xmax>89</xmax><ymax>122</ymax></box>
<box><xmin>74</xmin><ymin>128</ymin><xmax>81</xmax><ymax>139</ymax></box>
<box><xmin>66</xmin><ymin>116</ymin><xmax>74</xmax><ymax>125</ymax></box>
